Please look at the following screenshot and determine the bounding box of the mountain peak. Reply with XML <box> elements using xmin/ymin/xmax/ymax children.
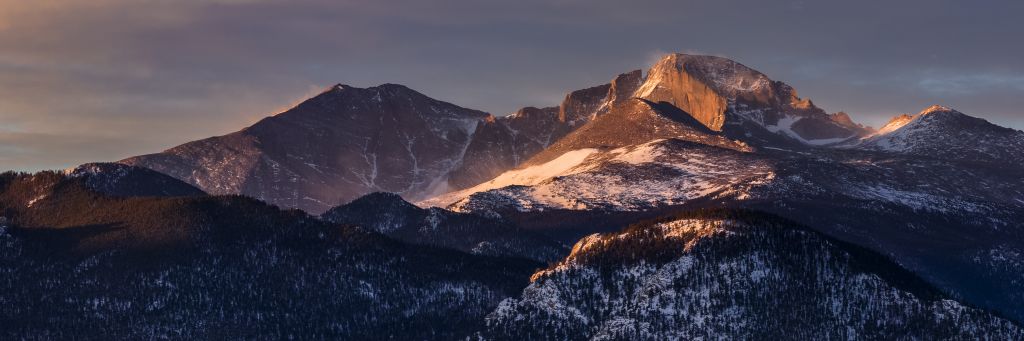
<box><xmin>920</xmin><ymin>104</ymin><xmax>954</xmax><ymax>115</ymax></box>
<box><xmin>56</xmin><ymin>162</ymin><xmax>205</xmax><ymax>198</ymax></box>
<box><xmin>633</xmin><ymin>53</ymin><xmax>769</xmax><ymax>132</ymax></box>
<box><xmin>643</xmin><ymin>53</ymin><xmax>772</xmax><ymax>96</ymax></box>
<box><xmin>630</xmin><ymin>52</ymin><xmax>866</xmax><ymax>145</ymax></box>
<box><xmin>856</xmin><ymin>105</ymin><xmax>1024</xmax><ymax>163</ymax></box>
<box><xmin>123</xmin><ymin>81</ymin><xmax>495</xmax><ymax>213</ymax></box>
<box><xmin>346</xmin><ymin>191</ymin><xmax>412</xmax><ymax>206</ymax></box>
<box><xmin>319</xmin><ymin>83</ymin><xmax>427</xmax><ymax>101</ymax></box>
<box><xmin>915</xmin><ymin>104</ymin><xmax>969</xmax><ymax>121</ymax></box>
<box><xmin>875</xmin><ymin>113</ymin><xmax>915</xmax><ymax>135</ymax></box>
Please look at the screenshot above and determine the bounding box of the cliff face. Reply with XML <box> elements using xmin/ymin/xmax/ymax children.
<box><xmin>635</xmin><ymin>55</ymin><xmax>741</xmax><ymax>131</ymax></box>
<box><xmin>634</xmin><ymin>54</ymin><xmax>861</xmax><ymax>144</ymax></box>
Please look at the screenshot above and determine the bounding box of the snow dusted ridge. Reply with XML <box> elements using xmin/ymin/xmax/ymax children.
<box><xmin>421</xmin><ymin>139</ymin><xmax>774</xmax><ymax>212</ymax></box>
<box><xmin>421</xmin><ymin>148</ymin><xmax>601</xmax><ymax>208</ymax></box>
<box><xmin>424</xmin><ymin>118</ymin><xmax>1023</xmax><ymax>216</ymax></box>
<box><xmin>852</xmin><ymin>104</ymin><xmax>1024</xmax><ymax>163</ymax></box>
<box><xmin>872</xmin><ymin>113</ymin><xmax>915</xmax><ymax>136</ymax></box>
<box><xmin>482</xmin><ymin>214</ymin><xmax>1023</xmax><ymax>339</ymax></box>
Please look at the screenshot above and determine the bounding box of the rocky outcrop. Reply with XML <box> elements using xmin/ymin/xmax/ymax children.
<box><xmin>830</xmin><ymin>111</ymin><xmax>874</xmax><ymax>134</ymax></box>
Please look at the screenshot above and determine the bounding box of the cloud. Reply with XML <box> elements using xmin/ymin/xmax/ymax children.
<box><xmin>0</xmin><ymin>0</ymin><xmax>1022</xmax><ymax>171</ymax></box>
<box><xmin>917</xmin><ymin>74</ymin><xmax>1024</xmax><ymax>96</ymax></box>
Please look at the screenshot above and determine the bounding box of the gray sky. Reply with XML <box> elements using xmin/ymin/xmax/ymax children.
<box><xmin>2</xmin><ymin>0</ymin><xmax>1023</xmax><ymax>171</ymax></box>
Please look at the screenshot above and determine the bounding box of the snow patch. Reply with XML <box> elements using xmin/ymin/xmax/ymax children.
<box><xmin>420</xmin><ymin>148</ymin><xmax>599</xmax><ymax>207</ymax></box>
<box><xmin>767</xmin><ymin>115</ymin><xmax>852</xmax><ymax>145</ymax></box>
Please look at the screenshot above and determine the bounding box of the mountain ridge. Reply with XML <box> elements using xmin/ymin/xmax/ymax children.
<box><xmin>119</xmin><ymin>53</ymin><xmax>886</xmax><ymax>214</ymax></box>
<box><xmin>853</xmin><ymin>104</ymin><xmax>1024</xmax><ymax>164</ymax></box>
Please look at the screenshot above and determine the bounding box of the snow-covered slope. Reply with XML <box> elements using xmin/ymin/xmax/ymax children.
<box><xmin>481</xmin><ymin>211</ymin><xmax>1023</xmax><ymax>339</ymax></box>
<box><xmin>854</xmin><ymin>105</ymin><xmax>1024</xmax><ymax>164</ymax></box>
<box><xmin>423</xmin><ymin>139</ymin><xmax>770</xmax><ymax>212</ymax></box>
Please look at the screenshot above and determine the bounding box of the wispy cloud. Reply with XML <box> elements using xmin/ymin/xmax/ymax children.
<box><xmin>917</xmin><ymin>74</ymin><xmax>1024</xmax><ymax>95</ymax></box>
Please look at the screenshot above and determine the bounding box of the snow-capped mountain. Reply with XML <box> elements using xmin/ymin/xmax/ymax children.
<box><xmin>853</xmin><ymin>105</ymin><xmax>1024</xmax><ymax>164</ymax></box>
<box><xmin>121</xmin><ymin>84</ymin><xmax>498</xmax><ymax>214</ymax></box>
<box><xmin>481</xmin><ymin>210</ymin><xmax>1023</xmax><ymax>339</ymax></box>
<box><xmin>513</xmin><ymin>53</ymin><xmax>871</xmax><ymax>166</ymax></box>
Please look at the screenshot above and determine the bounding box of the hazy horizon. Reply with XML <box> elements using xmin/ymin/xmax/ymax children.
<box><xmin>2</xmin><ymin>0</ymin><xmax>1023</xmax><ymax>171</ymax></box>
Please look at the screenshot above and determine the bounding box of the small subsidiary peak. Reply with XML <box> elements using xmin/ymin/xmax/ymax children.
<box><xmin>608</xmin><ymin>69</ymin><xmax>643</xmax><ymax>103</ymax></box>
<box><xmin>919</xmin><ymin>104</ymin><xmax>955</xmax><ymax>115</ymax></box>
<box><xmin>829</xmin><ymin>111</ymin><xmax>874</xmax><ymax>134</ymax></box>
<box><xmin>376</xmin><ymin>83</ymin><xmax>413</xmax><ymax>91</ymax></box>
<box><xmin>913</xmin><ymin>105</ymin><xmax>971</xmax><ymax>123</ymax></box>
<box><xmin>830</xmin><ymin>112</ymin><xmax>854</xmax><ymax>125</ymax></box>
<box><xmin>878</xmin><ymin>113</ymin><xmax>914</xmax><ymax>132</ymax></box>
<box><xmin>659</xmin><ymin>52</ymin><xmax>726</xmax><ymax>62</ymax></box>
<box><xmin>354</xmin><ymin>191</ymin><xmax>409</xmax><ymax>204</ymax></box>
<box><xmin>888</xmin><ymin>113</ymin><xmax>914</xmax><ymax>123</ymax></box>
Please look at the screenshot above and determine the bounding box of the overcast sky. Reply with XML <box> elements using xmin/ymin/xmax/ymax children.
<box><xmin>2</xmin><ymin>0</ymin><xmax>1022</xmax><ymax>171</ymax></box>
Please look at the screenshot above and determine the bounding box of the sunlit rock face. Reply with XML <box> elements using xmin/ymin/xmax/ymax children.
<box><xmin>637</xmin><ymin>54</ymin><xmax>865</xmax><ymax>145</ymax></box>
